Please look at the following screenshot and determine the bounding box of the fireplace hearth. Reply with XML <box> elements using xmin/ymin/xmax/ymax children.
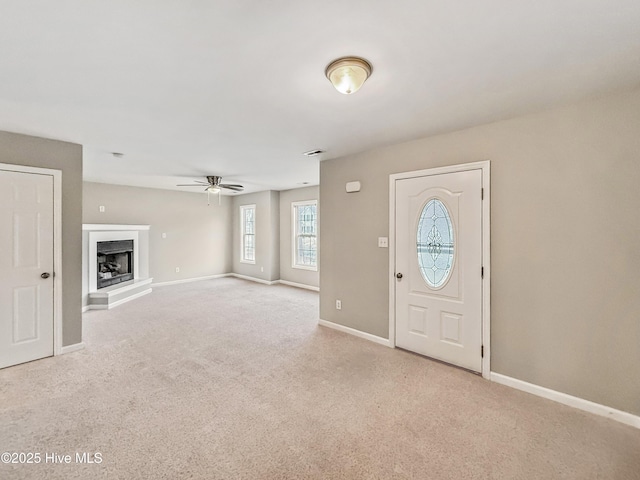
<box><xmin>97</xmin><ymin>240</ymin><xmax>134</xmax><ymax>289</ymax></box>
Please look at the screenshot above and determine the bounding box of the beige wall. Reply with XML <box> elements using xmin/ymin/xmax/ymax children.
<box><xmin>83</xmin><ymin>182</ymin><xmax>233</xmax><ymax>284</ymax></box>
<box><xmin>320</xmin><ymin>87</ymin><xmax>640</xmax><ymax>416</ymax></box>
<box><xmin>0</xmin><ymin>131</ymin><xmax>83</xmax><ymax>346</ymax></box>
<box><xmin>279</xmin><ymin>186</ymin><xmax>320</xmax><ymax>288</ymax></box>
<box><xmin>232</xmin><ymin>191</ymin><xmax>280</xmax><ymax>282</ymax></box>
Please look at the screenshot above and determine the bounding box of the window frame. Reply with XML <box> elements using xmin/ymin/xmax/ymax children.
<box><xmin>240</xmin><ymin>204</ymin><xmax>256</xmax><ymax>264</ymax></box>
<box><xmin>291</xmin><ymin>200</ymin><xmax>318</xmax><ymax>271</ymax></box>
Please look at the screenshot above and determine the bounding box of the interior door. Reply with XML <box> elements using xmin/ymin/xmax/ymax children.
<box><xmin>0</xmin><ymin>169</ymin><xmax>55</xmax><ymax>369</ymax></box>
<box><xmin>395</xmin><ymin>169</ymin><xmax>483</xmax><ymax>372</ymax></box>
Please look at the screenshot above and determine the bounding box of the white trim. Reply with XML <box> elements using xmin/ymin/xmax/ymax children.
<box><xmin>60</xmin><ymin>342</ymin><xmax>85</xmax><ymax>354</ymax></box>
<box><xmin>490</xmin><ymin>372</ymin><xmax>640</xmax><ymax>430</ymax></box>
<box><xmin>86</xmin><ymin>288</ymin><xmax>152</xmax><ymax>310</ymax></box>
<box><xmin>291</xmin><ymin>264</ymin><xmax>318</xmax><ymax>271</ymax></box>
<box><xmin>0</xmin><ymin>163</ymin><xmax>64</xmax><ymax>357</ymax></box>
<box><xmin>230</xmin><ymin>273</ymin><xmax>279</xmax><ymax>285</ymax></box>
<box><xmin>318</xmin><ymin>319</ymin><xmax>392</xmax><ymax>347</ymax></box>
<box><xmin>153</xmin><ymin>274</ymin><xmax>231</xmax><ymax>287</ymax></box>
<box><xmin>278</xmin><ymin>280</ymin><xmax>320</xmax><ymax>292</ymax></box>
<box><xmin>83</xmin><ymin>224</ymin><xmax>150</xmax><ymax>231</ymax></box>
<box><xmin>389</xmin><ymin>160</ymin><xmax>491</xmax><ymax>379</ymax></box>
<box><xmin>152</xmin><ymin>274</ymin><xmax>319</xmax><ymax>290</ymax></box>
<box><xmin>291</xmin><ymin>199</ymin><xmax>318</xmax><ymax>271</ymax></box>
<box><xmin>82</xmin><ymin>305</ymin><xmax>90</xmax><ymax>313</ymax></box>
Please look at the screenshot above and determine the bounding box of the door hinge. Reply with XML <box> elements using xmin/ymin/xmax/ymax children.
<box><xmin>481</xmin><ymin>345</ymin><xmax>484</xmax><ymax>358</ymax></box>
<box><xmin>481</xmin><ymin>266</ymin><xmax>484</xmax><ymax>278</ymax></box>
<box><xmin>481</xmin><ymin>188</ymin><xmax>484</xmax><ymax>200</ymax></box>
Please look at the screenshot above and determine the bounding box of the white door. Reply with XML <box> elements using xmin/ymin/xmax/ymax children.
<box><xmin>0</xmin><ymin>169</ymin><xmax>55</xmax><ymax>369</ymax></box>
<box><xmin>395</xmin><ymin>169</ymin><xmax>483</xmax><ymax>372</ymax></box>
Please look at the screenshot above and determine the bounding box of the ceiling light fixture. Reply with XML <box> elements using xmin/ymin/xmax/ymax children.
<box><xmin>325</xmin><ymin>57</ymin><xmax>372</xmax><ymax>94</ymax></box>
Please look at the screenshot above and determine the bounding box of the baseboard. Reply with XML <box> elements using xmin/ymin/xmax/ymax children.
<box><xmin>318</xmin><ymin>319</ymin><xmax>392</xmax><ymax>347</ymax></box>
<box><xmin>60</xmin><ymin>342</ymin><xmax>85</xmax><ymax>355</ymax></box>
<box><xmin>151</xmin><ymin>273</ymin><xmax>317</xmax><ymax>290</ymax></box>
<box><xmin>82</xmin><ymin>305</ymin><xmax>90</xmax><ymax>313</ymax></box>
<box><xmin>152</xmin><ymin>273</ymin><xmax>231</xmax><ymax>287</ymax></box>
<box><xmin>278</xmin><ymin>280</ymin><xmax>319</xmax><ymax>292</ymax></box>
<box><xmin>87</xmin><ymin>288</ymin><xmax>152</xmax><ymax>310</ymax></box>
<box><xmin>230</xmin><ymin>273</ymin><xmax>279</xmax><ymax>285</ymax></box>
<box><xmin>490</xmin><ymin>372</ymin><xmax>640</xmax><ymax>429</ymax></box>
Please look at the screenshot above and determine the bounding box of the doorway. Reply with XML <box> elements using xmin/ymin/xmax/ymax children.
<box><xmin>389</xmin><ymin>161</ymin><xmax>490</xmax><ymax>377</ymax></box>
<box><xmin>0</xmin><ymin>163</ymin><xmax>62</xmax><ymax>368</ymax></box>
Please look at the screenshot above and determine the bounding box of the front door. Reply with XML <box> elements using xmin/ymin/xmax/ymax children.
<box><xmin>395</xmin><ymin>168</ymin><xmax>483</xmax><ymax>372</ymax></box>
<box><xmin>0</xmin><ymin>168</ymin><xmax>55</xmax><ymax>368</ymax></box>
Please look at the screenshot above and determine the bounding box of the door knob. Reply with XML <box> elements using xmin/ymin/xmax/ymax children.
<box><xmin>41</xmin><ymin>272</ymin><xmax>51</xmax><ymax>279</ymax></box>
<box><xmin>396</xmin><ymin>273</ymin><xmax>403</xmax><ymax>279</ymax></box>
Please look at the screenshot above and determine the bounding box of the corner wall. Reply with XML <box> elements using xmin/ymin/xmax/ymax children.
<box><xmin>319</xmin><ymin>87</ymin><xmax>640</xmax><ymax>416</ymax></box>
<box><xmin>83</xmin><ymin>182</ymin><xmax>233</xmax><ymax>289</ymax></box>
<box><xmin>232</xmin><ymin>191</ymin><xmax>280</xmax><ymax>282</ymax></box>
<box><xmin>0</xmin><ymin>131</ymin><xmax>83</xmax><ymax>346</ymax></box>
<box><xmin>279</xmin><ymin>186</ymin><xmax>320</xmax><ymax>288</ymax></box>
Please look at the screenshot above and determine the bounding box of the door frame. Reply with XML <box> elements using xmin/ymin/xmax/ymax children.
<box><xmin>389</xmin><ymin>160</ymin><xmax>491</xmax><ymax>378</ymax></box>
<box><xmin>0</xmin><ymin>162</ymin><xmax>63</xmax><ymax>357</ymax></box>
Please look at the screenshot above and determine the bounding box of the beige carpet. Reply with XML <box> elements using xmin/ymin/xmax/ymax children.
<box><xmin>1</xmin><ymin>278</ymin><xmax>639</xmax><ymax>480</ymax></box>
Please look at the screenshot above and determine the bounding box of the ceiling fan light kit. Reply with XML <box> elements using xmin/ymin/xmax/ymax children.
<box><xmin>325</xmin><ymin>56</ymin><xmax>372</xmax><ymax>94</ymax></box>
<box><xmin>176</xmin><ymin>175</ymin><xmax>244</xmax><ymax>205</ymax></box>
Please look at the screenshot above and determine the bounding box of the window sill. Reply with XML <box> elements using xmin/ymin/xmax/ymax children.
<box><xmin>240</xmin><ymin>260</ymin><xmax>256</xmax><ymax>265</ymax></box>
<box><xmin>292</xmin><ymin>264</ymin><xmax>317</xmax><ymax>272</ymax></box>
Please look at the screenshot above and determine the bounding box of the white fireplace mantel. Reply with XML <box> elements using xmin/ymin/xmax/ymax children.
<box><xmin>83</xmin><ymin>224</ymin><xmax>150</xmax><ymax>231</ymax></box>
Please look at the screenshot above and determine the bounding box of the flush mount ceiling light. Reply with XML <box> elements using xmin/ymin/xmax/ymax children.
<box><xmin>325</xmin><ymin>56</ymin><xmax>372</xmax><ymax>94</ymax></box>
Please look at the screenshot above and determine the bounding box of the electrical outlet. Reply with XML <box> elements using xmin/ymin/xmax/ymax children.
<box><xmin>378</xmin><ymin>237</ymin><xmax>388</xmax><ymax>248</ymax></box>
<box><xmin>162</xmin><ymin>233</ymin><xmax>167</xmax><ymax>239</ymax></box>
<box><xmin>175</xmin><ymin>267</ymin><xmax>180</xmax><ymax>273</ymax></box>
<box><xmin>261</xmin><ymin>266</ymin><xmax>264</xmax><ymax>272</ymax></box>
<box><xmin>99</xmin><ymin>206</ymin><xmax>105</xmax><ymax>213</ymax></box>
<box><xmin>336</xmin><ymin>299</ymin><xmax>342</xmax><ymax>310</ymax></box>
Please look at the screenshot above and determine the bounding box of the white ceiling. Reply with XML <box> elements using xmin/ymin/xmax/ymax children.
<box><xmin>1</xmin><ymin>0</ymin><xmax>639</xmax><ymax>194</ymax></box>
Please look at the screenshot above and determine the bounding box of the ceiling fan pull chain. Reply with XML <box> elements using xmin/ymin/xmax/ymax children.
<box><xmin>207</xmin><ymin>189</ymin><xmax>211</xmax><ymax>206</ymax></box>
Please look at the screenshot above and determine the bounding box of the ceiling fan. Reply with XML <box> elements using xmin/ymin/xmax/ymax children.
<box><xmin>177</xmin><ymin>176</ymin><xmax>244</xmax><ymax>205</ymax></box>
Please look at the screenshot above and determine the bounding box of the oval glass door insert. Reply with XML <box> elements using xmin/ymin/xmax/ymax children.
<box><xmin>417</xmin><ymin>198</ymin><xmax>455</xmax><ymax>288</ymax></box>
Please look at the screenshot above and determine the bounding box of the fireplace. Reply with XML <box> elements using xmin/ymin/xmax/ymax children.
<box><xmin>97</xmin><ymin>240</ymin><xmax>134</xmax><ymax>289</ymax></box>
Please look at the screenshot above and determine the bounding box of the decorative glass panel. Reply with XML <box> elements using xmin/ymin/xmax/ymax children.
<box><xmin>417</xmin><ymin>199</ymin><xmax>454</xmax><ymax>288</ymax></box>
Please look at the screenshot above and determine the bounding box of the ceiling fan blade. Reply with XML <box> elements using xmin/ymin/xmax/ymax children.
<box><xmin>220</xmin><ymin>184</ymin><xmax>244</xmax><ymax>191</ymax></box>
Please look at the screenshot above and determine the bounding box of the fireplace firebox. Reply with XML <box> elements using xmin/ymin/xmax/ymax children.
<box><xmin>97</xmin><ymin>240</ymin><xmax>134</xmax><ymax>289</ymax></box>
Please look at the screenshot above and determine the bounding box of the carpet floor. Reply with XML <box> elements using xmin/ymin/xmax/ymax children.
<box><xmin>1</xmin><ymin>277</ymin><xmax>639</xmax><ymax>479</ymax></box>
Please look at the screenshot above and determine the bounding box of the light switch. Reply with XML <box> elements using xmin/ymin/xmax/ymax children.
<box><xmin>162</xmin><ymin>233</ymin><xmax>167</xmax><ymax>239</ymax></box>
<box><xmin>99</xmin><ymin>206</ymin><xmax>105</xmax><ymax>213</ymax></box>
<box><xmin>378</xmin><ymin>237</ymin><xmax>388</xmax><ymax>248</ymax></box>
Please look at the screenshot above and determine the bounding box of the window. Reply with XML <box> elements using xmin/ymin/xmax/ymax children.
<box><xmin>240</xmin><ymin>204</ymin><xmax>256</xmax><ymax>263</ymax></box>
<box><xmin>292</xmin><ymin>200</ymin><xmax>317</xmax><ymax>270</ymax></box>
<box><xmin>417</xmin><ymin>198</ymin><xmax>454</xmax><ymax>288</ymax></box>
